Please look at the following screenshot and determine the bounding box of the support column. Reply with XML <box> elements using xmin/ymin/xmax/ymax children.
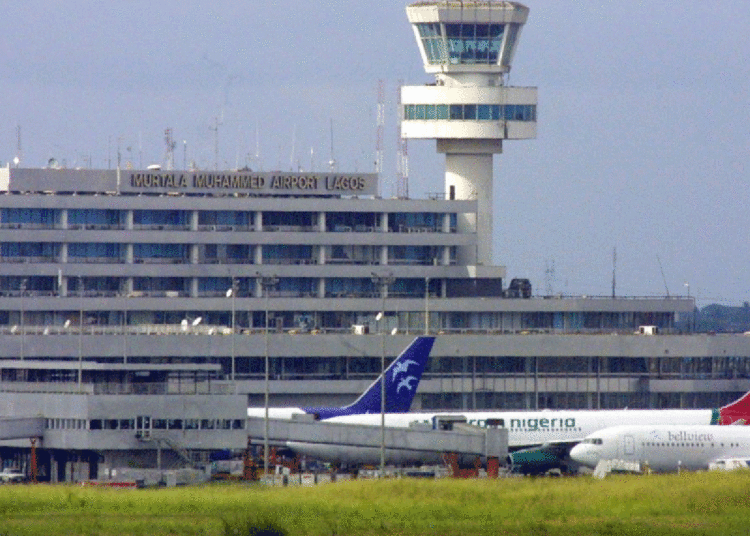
<box><xmin>442</xmin><ymin>149</ymin><xmax>495</xmax><ymax>266</ymax></box>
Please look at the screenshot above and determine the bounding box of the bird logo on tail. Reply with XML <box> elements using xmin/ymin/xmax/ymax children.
<box><xmin>397</xmin><ymin>376</ymin><xmax>417</xmax><ymax>393</ymax></box>
<box><xmin>391</xmin><ymin>359</ymin><xmax>419</xmax><ymax>382</ymax></box>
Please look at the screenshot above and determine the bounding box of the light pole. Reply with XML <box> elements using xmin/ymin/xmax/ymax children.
<box><xmin>371</xmin><ymin>273</ymin><xmax>394</xmax><ymax>477</ymax></box>
<box><xmin>20</xmin><ymin>278</ymin><xmax>27</xmax><ymax>361</ymax></box>
<box><xmin>226</xmin><ymin>278</ymin><xmax>237</xmax><ymax>381</ymax></box>
<box><xmin>424</xmin><ymin>276</ymin><xmax>429</xmax><ymax>335</ymax></box>
<box><xmin>78</xmin><ymin>276</ymin><xmax>83</xmax><ymax>391</ymax></box>
<box><xmin>257</xmin><ymin>273</ymin><xmax>278</xmax><ymax>477</ymax></box>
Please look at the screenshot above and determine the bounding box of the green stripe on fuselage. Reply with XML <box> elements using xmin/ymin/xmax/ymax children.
<box><xmin>710</xmin><ymin>408</ymin><xmax>720</xmax><ymax>425</ymax></box>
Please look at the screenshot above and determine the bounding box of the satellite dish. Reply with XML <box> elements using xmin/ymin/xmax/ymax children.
<box><xmin>12</xmin><ymin>156</ymin><xmax>20</xmax><ymax>166</ymax></box>
<box><xmin>147</xmin><ymin>164</ymin><xmax>162</xmax><ymax>170</ymax></box>
<box><xmin>192</xmin><ymin>316</ymin><xmax>202</xmax><ymax>326</ymax></box>
<box><xmin>225</xmin><ymin>288</ymin><xmax>233</xmax><ymax>298</ymax></box>
<box><xmin>391</xmin><ymin>327</ymin><xmax>398</xmax><ymax>335</ymax></box>
<box><xmin>64</xmin><ymin>319</ymin><xmax>72</xmax><ymax>328</ymax></box>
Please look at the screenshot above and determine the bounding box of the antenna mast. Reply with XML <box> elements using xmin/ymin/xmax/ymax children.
<box><xmin>290</xmin><ymin>124</ymin><xmax>297</xmax><ymax>171</ymax></box>
<box><xmin>328</xmin><ymin>119</ymin><xmax>337</xmax><ymax>172</ymax></box>
<box><xmin>164</xmin><ymin>128</ymin><xmax>176</xmax><ymax>171</ymax></box>
<box><xmin>210</xmin><ymin>117</ymin><xmax>222</xmax><ymax>170</ymax></box>
<box><xmin>611</xmin><ymin>246</ymin><xmax>617</xmax><ymax>298</ymax></box>
<box><xmin>15</xmin><ymin>125</ymin><xmax>22</xmax><ymax>167</ymax></box>
<box><xmin>545</xmin><ymin>259</ymin><xmax>556</xmax><ymax>296</ymax></box>
<box><xmin>657</xmin><ymin>255</ymin><xmax>670</xmax><ymax>297</ymax></box>
<box><xmin>396</xmin><ymin>79</ymin><xmax>409</xmax><ymax>198</ymax></box>
<box><xmin>376</xmin><ymin>79</ymin><xmax>385</xmax><ymax>182</ymax></box>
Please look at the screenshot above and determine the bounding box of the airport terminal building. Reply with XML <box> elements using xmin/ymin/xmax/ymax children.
<box><xmin>0</xmin><ymin>165</ymin><xmax>748</xmax><ymax>414</ymax></box>
<box><xmin>2</xmin><ymin>1</ymin><xmax>750</xmax><ymax>479</ymax></box>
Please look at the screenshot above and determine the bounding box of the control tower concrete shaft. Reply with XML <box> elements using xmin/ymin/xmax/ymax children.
<box><xmin>402</xmin><ymin>1</ymin><xmax>537</xmax><ymax>266</ymax></box>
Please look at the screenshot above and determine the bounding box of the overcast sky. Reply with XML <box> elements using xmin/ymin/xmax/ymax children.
<box><xmin>1</xmin><ymin>1</ymin><xmax>748</xmax><ymax>306</ymax></box>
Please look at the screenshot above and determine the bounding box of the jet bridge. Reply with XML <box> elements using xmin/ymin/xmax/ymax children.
<box><xmin>246</xmin><ymin>415</ymin><xmax>508</xmax><ymax>468</ymax></box>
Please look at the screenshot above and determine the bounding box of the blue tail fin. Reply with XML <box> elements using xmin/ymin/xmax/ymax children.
<box><xmin>302</xmin><ymin>336</ymin><xmax>435</xmax><ymax>420</ymax></box>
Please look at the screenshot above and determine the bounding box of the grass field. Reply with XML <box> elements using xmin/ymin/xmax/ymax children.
<box><xmin>1</xmin><ymin>471</ymin><xmax>749</xmax><ymax>535</ymax></box>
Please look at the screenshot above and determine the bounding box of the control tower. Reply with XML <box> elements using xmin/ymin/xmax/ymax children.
<box><xmin>402</xmin><ymin>1</ymin><xmax>537</xmax><ymax>266</ymax></box>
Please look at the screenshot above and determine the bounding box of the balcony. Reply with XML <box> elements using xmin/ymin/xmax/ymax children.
<box><xmin>0</xmin><ymin>256</ymin><xmax>58</xmax><ymax>263</ymax></box>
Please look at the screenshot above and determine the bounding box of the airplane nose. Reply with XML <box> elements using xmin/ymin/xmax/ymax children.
<box><xmin>570</xmin><ymin>444</ymin><xmax>598</xmax><ymax>468</ymax></box>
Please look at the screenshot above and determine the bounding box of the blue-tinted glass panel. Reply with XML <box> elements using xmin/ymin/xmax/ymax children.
<box><xmin>405</xmin><ymin>104</ymin><xmax>535</xmax><ymax>122</ymax></box>
<box><xmin>488</xmin><ymin>24</ymin><xmax>505</xmax><ymax>64</ymax></box>
<box><xmin>417</xmin><ymin>23</ymin><xmax>446</xmax><ymax>64</ymax></box>
<box><xmin>263</xmin><ymin>245</ymin><xmax>312</xmax><ymax>263</ymax></box>
<box><xmin>198</xmin><ymin>278</ymin><xmax>232</xmax><ymax>293</ymax></box>
<box><xmin>227</xmin><ymin>244</ymin><xmax>252</xmax><ymax>261</ymax></box>
<box><xmin>198</xmin><ymin>211</ymin><xmax>251</xmax><ymax>227</ymax></box>
<box><xmin>439</xmin><ymin>24</ymin><xmax>506</xmax><ymax>65</ymax></box>
<box><xmin>447</xmin><ymin>38</ymin><xmax>463</xmax><ymax>64</ymax></box>
<box><xmin>134</xmin><ymin>277</ymin><xmax>187</xmax><ymax>292</ymax></box>
<box><xmin>0</xmin><ymin>242</ymin><xmax>59</xmax><ymax>258</ymax></box>
<box><xmin>425</xmin><ymin>39</ymin><xmax>440</xmax><ymax>62</ymax></box>
<box><xmin>68</xmin><ymin>209</ymin><xmax>119</xmax><ymax>226</ymax></box>
<box><xmin>68</xmin><ymin>243</ymin><xmax>122</xmax><ymax>258</ymax></box>
<box><xmin>445</xmin><ymin>24</ymin><xmax>461</xmax><ymax>38</ymax></box>
<box><xmin>133</xmin><ymin>243</ymin><xmax>188</xmax><ymax>259</ymax></box>
<box><xmin>133</xmin><ymin>210</ymin><xmax>188</xmax><ymax>226</ymax></box>
<box><xmin>1</xmin><ymin>208</ymin><xmax>58</xmax><ymax>226</ymax></box>
<box><xmin>502</xmin><ymin>24</ymin><xmax>519</xmax><ymax>67</ymax></box>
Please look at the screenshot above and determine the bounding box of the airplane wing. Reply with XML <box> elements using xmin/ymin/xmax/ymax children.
<box><xmin>508</xmin><ymin>440</ymin><xmax>583</xmax><ymax>474</ymax></box>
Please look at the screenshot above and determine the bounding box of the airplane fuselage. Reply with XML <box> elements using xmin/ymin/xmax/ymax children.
<box><xmin>571</xmin><ymin>424</ymin><xmax>750</xmax><ymax>472</ymax></box>
<box><xmin>326</xmin><ymin>408</ymin><xmax>717</xmax><ymax>449</ymax></box>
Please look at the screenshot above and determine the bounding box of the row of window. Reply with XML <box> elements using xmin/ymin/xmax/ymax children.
<box><xmin>642</xmin><ymin>441</ymin><xmax>743</xmax><ymax>448</ymax></box>
<box><xmin>0</xmin><ymin>243</ymin><xmax>452</xmax><ymax>264</ymax></box>
<box><xmin>416</xmin><ymin>22</ymin><xmax>519</xmax><ymax>66</ymax></box>
<box><xmin>0</xmin><ymin>209</ymin><xmax>456</xmax><ymax>230</ymax></box>
<box><xmin>13</xmin><ymin>355</ymin><xmax>750</xmax><ymax>384</ymax></box>
<box><xmin>47</xmin><ymin>418</ymin><xmax>245</xmax><ymax>431</ymax></box>
<box><xmin>89</xmin><ymin>418</ymin><xmax>244</xmax><ymax>431</ymax></box>
<box><xmin>421</xmin><ymin>391</ymin><xmax>747</xmax><ymax>411</ymax></box>
<box><xmin>404</xmin><ymin>104</ymin><xmax>536</xmax><ymax>122</ymax></box>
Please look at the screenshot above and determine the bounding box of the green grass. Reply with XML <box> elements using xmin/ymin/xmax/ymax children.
<box><xmin>1</xmin><ymin>471</ymin><xmax>749</xmax><ymax>535</ymax></box>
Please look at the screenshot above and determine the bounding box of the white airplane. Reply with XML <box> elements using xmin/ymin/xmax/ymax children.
<box><xmin>0</xmin><ymin>467</ymin><xmax>25</xmax><ymax>483</ymax></box>
<box><xmin>570</xmin><ymin>424</ymin><xmax>750</xmax><ymax>473</ymax></box>
<box><xmin>290</xmin><ymin>390</ymin><xmax>750</xmax><ymax>473</ymax></box>
<box><xmin>246</xmin><ymin>336</ymin><xmax>435</xmax><ymax>420</ymax></box>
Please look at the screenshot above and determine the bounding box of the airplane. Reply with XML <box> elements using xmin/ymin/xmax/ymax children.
<box><xmin>246</xmin><ymin>336</ymin><xmax>435</xmax><ymax>420</ymax></box>
<box><xmin>570</xmin><ymin>424</ymin><xmax>750</xmax><ymax>473</ymax></box>
<box><xmin>0</xmin><ymin>467</ymin><xmax>26</xmax><ymax>483</ymax></box>
<box><xmin>294</xmin><ymin>390</ymin><xmax>750</xmax><ymax>473</ymax></box>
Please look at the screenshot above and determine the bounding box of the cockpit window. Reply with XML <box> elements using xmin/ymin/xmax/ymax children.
<box><xmin>583</xmin><ymin>438</ymin><xmax>603</xmax><ymax>445</ymax></box>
